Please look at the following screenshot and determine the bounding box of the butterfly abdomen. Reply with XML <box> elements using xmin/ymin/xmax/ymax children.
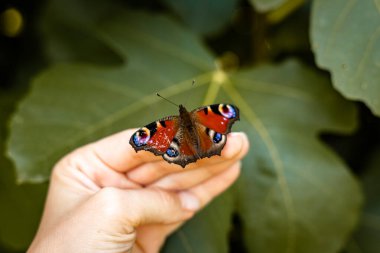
<box><xmin>178</xmin><ymin>105</ymin><xmax>202</xmax><ymax>155</ymax></box>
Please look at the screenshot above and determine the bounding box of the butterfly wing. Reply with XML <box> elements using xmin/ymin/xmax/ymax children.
<box><xmin>192</xmin><ymin>104</ymin><xmax>240</xmax><ymax>134</ymax></box>
<box><xmin>129</xmin><ymin>104</ymin><xmax>239</xmax><ymax>168</ymax></box>
<box><xmin>129</xmin><ymin>116</ymin><xmax>179</xmax><ymax>156</ymax></box>
<box><xmin>191</xmin><ymin>103</ymin><xmax>240</xmax><ymax>158</ymax></box>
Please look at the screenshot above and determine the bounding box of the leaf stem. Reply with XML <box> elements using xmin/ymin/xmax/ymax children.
<box><xmin>203</xmin><ymin>69</ymin><xmax>227</xmax><ymax>105</ymax></box>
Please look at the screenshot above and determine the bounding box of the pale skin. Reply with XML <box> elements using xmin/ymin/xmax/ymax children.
<box><xmin>28</xmin><ymin>129</ymin><xmax>249</xmax><ymax>253</ymax></box>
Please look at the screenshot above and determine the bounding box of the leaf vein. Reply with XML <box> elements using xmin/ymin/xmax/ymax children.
<box><xmin>322</xmin><ymin>0</ymin><xmax>357</xmax><ymax>58</ymax></box>
<box><xmin>223</xmin><ymin>78</ymin><xmax>297</xmax><ymax>253</ymax></box>
<box><xmin>101</xmin><ymin>25</ymin><xmax>212</xmax><ymax>71</ymax></box>
<box><xmin>25</xmin><ymin>72</ymin><xmax>214</xmax><ymax>176</ymax></box>
<box><xmin>354</xmin><ymin>26</ymin><xmax>380</xmax><ymax>82</ymax></box>
<box><xmin>235</xmin><ymin>77</ymin><xmax>313</xmax><ymax>102</ymax></box>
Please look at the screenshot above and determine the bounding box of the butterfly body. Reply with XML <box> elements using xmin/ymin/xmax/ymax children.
<box><xmin>130</xmin><ymin>104</ymin><xmax>239</xmax><ymax>167</ymax></box>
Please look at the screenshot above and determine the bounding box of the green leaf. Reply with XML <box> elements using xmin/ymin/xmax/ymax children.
<box><xmin>162</xmin><ymin>0</ymin><xmax>239</xmax><ymax>35</ymax></box>
<box><xmin>0</xmin><ymin>89</ymin><xmax>47</xmax><ymax>251</ymax></box>
<box><xmin>163</xmin><ymin>190</ymin><xmax>234</xmax><ymax>253</ymax></box>
<box><xmin>230</xmin><ymin>61</ymin><xmax>361</xmax><ymax>253</ymax></box>
<box><xmin>7</xmin><ymin>10</ymin><xmax>362</xmax><ymax>252</ymax></box>
<box><xmin>345</xmin><ymin>147</ymin><xmax>380</xmax><ymax>253</ymax></box>
<box><xmin>7</xmin><ymin>11</ymin><xmax>215</xmax><ymax>183</ymax></box>
<box><xmin>39</xmin><ymin>0</ymin><xmax>123</xmax><ymax>64</ymax></box>
<box><xmin>311</xmin><ymin>0</ymin><xmax>380</xmax><ymax>116</ymax></box>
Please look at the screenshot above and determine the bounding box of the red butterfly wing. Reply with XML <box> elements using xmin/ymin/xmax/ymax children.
<box><xmin>129</xmin><ymin>116</ymin><xmax>179</xmax><ymax>155</ymax></box>
<box><xmin>188</xmin><ymin>104</ymin><xmax>240</xmax><ymax>160</ymax></box>
<box><xmin>192</xmin><ymin>104</ymin><xmax>239</xmax><ymax>134</ymax></box>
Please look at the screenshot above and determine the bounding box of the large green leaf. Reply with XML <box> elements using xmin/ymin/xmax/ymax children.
<box><xmin>230</xmin><ymin>62</ymin><xmax>361</xmax><ymax>253</ymax></box>
<box><xmin>7</xmin><ymin>11</ymin><xmax>214</xmax><ymax>183</ymax></box>
<box><xmin>163</xmin><ymin>189</ymin><xmax>235</xmax><ymax>253</ymax></box>
<box><xmin>0</xmin><ymin>89</ymin><xmax>47</xmax><ymax>251</ymax></box>
<box><xmin>311</xmin><ymin>0</ymin><xmax>380</xmax><ymax>116</ymax></box>
<box><xmin>7</xmin><ymin>11</ymin><xmax>362</xmax><ymax>252</ymax></box>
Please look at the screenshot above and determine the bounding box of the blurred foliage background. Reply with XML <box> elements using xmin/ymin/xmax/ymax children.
<box><xmin>0</xmin><ymin>0</ymin><xmax>380</xmax><ymax>252</ymax></box>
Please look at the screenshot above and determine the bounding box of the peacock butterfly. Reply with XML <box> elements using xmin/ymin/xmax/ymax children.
<box><xmin>129</xmin><ymin>103</ymin><xmax>240</xmax><ymax>167</ymax></box>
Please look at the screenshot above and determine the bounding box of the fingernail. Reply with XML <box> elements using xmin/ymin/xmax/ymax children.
<box><xmin>230</xmin><ymin>132</ymin><xmax>248</xmax><ymax>143</ymax></box>
<box><xmin>179</xmin><ymin>192</ymin><xmax>201</xmax><ymax>211</ymax></box>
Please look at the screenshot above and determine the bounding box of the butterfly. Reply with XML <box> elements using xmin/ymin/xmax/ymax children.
<box><xmin>129</xmin><ymin>104</ymin><xmax>240</xmax><ymax>167</ymax></box>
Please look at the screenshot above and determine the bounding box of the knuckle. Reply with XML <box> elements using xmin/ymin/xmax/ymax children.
<box><xmin>50</xmin><ymin>156</ymin><xmax>73</xmax><ymax>181</ymax></box>
<box><xmin>51</xmin><ymin>146</ymin><xmax>87</xmax><ymax>179</ymax></box>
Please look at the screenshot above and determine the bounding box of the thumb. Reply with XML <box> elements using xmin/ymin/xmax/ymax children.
<box><xmin>91</xmin><ymin>187</ymin><xmax>200</xmax><ymax>229</ymax></box>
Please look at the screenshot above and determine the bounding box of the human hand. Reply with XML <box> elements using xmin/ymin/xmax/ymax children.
<box><xmin>28</xmin><ymin>129</ymin><xmax>249</xmax><ymax>253</ymax></box>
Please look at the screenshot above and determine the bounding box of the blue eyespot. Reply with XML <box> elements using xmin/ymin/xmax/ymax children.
<box><xmin>166</xmin><ymin>147</ymin><xmax>179</xmax><ymax>157</ymax></box>
<box><xmin>219</xmin><ymin>104</ymin><xmax>236</xmax><ymax>119</ymax></box>
<box><xmin>133</xmin><ymin>129</ymin><xmax>150</xmax><ymax>147</ymax></box>
<box><xmin>213</xmin><ymin>132</ymin><xmax>223</xmax><ymax>143</ymax></box>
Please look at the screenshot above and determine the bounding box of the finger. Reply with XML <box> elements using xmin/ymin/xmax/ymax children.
<box><xmin>188</xmin><ymin>161</ymin><xmax>241</xmax><ymax>207</ymax></box>
<box><xmin>58</xmin><ymin>146</ymin><xmax>141</xmax><ymax>189</ymax></box>
<box><xmin>90</xmin><ymin>129</ymin><xmax>162</xmax><ymax>172</ymax></box>
<box><xmin>148</xmin><ymin>133</ymin><xmax>248</xmax><ymax>189</ymax></box>
<box><xmin>91</xmin><ymin>187</ymin><xmax>201</xmax><ymax>229</ymax></box>
<box><xmin>127</xmin><ymin>132</ymin><xmax>249</xmax><ymax>186</ymax></box>
<box><xmin>151</xmin><ymin>159</ymin><xmax>237</xmax><ymax>190</ymax></box>
<box><xmin>126</xmin><ymin>160</ymin><xmax>182</xmax><ymax>186</ymax></box>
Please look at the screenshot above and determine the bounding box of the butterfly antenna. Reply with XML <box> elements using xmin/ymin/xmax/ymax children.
<box><xmin>156</xmin><ymin>93</ymin><xmax>179</xmax><ymax>107</ymax></box>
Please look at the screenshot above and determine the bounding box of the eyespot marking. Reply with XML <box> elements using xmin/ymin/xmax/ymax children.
<box><xmin>133</xmin><ymin>127</ymin><xmax>150</xmax><ymax>147</ymax></box>
<box><xmin>166</xmin><ymin>147</ymin><xmax>179</xmax><ymax>157</ymax></box>
<box><xmin>219</xmin><ymin>104</ymin><xmax>236</xmax><ymax>119</ymax></box>
<box><xmin>213</xmin><ymin>132</ymin><xmax>223</xmax><ymax>143</ymax></box>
